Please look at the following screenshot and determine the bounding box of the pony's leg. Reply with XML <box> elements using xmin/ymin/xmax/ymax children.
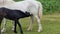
<box><xmin>16</xmin><ymin>20</ymin><xmax>23</xmax><ymax>34</ymax></box>
<box><xmin>35</xmin><ymin>15</ymin><xmax>42</xmax><ymax>32</ymax></box>
<box><xmin>14</xmin><ymin>20</ymin><xmax>17</xmax><ymax>33</ymax></box>
<box><xmin>1</xmin><ymin>18</ymin><xmax>7</xmax><ymax>32</ymax></box>
<box><xmin>27</xmin><ymin>15</ymin><xmax>34</xmax><ymax>31</ymax></box>
<box><xmin>11</xmin><ymin>21</ymin><xmax>15</xmax><ymax>30</ymax></box>
<box><xmin>0</xmin><ymin>16</ymin><xmax>3</xmax><ymax>34</ymax></box>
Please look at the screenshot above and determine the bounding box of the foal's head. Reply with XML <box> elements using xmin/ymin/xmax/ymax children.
<box><xmin>0</xmin><ymin>8</ymin><xmax>7</xmax><ymax>17</ymax></box>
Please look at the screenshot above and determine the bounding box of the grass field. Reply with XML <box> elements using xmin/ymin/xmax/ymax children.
<box><xmin>1</xmin><ymin>14</ymin><xmax>60</xmax><ymax>34</ymax></box>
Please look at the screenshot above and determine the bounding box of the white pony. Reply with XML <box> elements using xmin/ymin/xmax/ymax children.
<box><xmin>1</xmin><ymin>0</ymin><xmax>43</xmax><ymax>32</ymax></box>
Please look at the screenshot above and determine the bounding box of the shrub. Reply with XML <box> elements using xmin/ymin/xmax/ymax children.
<box><xmin>38</xmin><ymin>0</ymin><xmax>60</xmax><ymax>14</ymax></box>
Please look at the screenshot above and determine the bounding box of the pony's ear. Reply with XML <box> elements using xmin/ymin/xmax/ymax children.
<box><xmin>25</xmin><ymin>11</ymin><xmax>32</xmax><ymax>15</ymax></box>
<box><xmin>25</xmin><ymin>12</ymin><xmax>32</xmax><ymax>15</ymax></box>
<box><xmin>25</xmin><ymin>12</ymin><xmax>29</xmax><ymax>13</ymax></box>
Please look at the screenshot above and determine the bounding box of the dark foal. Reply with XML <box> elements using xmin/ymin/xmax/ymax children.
<box><xmin>0</xmin><ymin>7</ymin><xmax>32</xmax><ymax>34</ymax></box>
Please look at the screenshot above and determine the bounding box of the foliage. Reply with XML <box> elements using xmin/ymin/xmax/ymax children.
<box><xmin>38</xmin><ymin>0</ymin><xmax>60</xmax><ymax>14</ymax></box>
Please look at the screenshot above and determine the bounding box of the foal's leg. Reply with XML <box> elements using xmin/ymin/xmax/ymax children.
<box><xmin>0</xmin><ymin>16</ymin><xmax>3</xmax><ymax>34</ymax></box>
<box><xmin>35</xmin><ymin>15</ymin><xmax>42</xmax><ymax>32</ymax></box>
<box><xmin>27</xmin><ymin>15</ymin><xmax>34</xmax><ymax>31</ymax></box>
<box><xmin>1</xmin><ymin>18</ymin><xmax>7</xmax><ymax>32</ymax></box>
<box><xmin>16</xmin><ymin>20</ymin><xmax>23</xmax><ymax>34</ymax></box>
<box><xmin>14</xmin><ymin>20</ymin><xmax>17</xmax><ymax>33</ymax></box>
<box><xmin>11</xmin><ymin>21</ymin><xmax>15</xmax><ymax>31</ymax></box>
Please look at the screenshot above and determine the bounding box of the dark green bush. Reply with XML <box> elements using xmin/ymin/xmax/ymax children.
<box><xmin>38</xmin><ymin>0</ymin><xmax>60</xmax><ymax>14</ymax></box>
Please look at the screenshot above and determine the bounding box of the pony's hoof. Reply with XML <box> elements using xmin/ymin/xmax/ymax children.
<box><xmin>14</xmin><ymin>31</ymin><xmax>17</xmax><ymax>33</ymax></box>
<box><xmin>14</xmin><ymin>33</ymin><xmax>17</xmax><ymax>34</ymax></box>
<box><xmin>1</xmin><ymin>29</ymin><xmax>6</xmax><ymax>33</ymax></box>
<box><xmin>12</xmin><ymin>28</ymin><xmax>14</xmax><ymax>31</ymax></box>
<box><xmin>21</xmin><ymin>32</ymin><xmax>24</xmax><ymax>34</ymax></box>
<box><xmin>27</xmin><ymin>29</ymin><xmax>32</xmax><ymax>31</ymax></box>
<box><xmin>15</xmin><ymin>32</ymin><xmax>17</xmax><ymax>33</ymax></box>
<box><xmin>38</xmin><ymin>29</ymin><xmax>42</xmax><ymax>32</ymax></box>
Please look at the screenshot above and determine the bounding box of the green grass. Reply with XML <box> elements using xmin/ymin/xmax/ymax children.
<box><xmin>1</xmin><ymin>14</ymin><xmax>60</xmax><ymax>34</ymax></box>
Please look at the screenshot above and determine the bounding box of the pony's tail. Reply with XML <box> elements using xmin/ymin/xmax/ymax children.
<box><xmin>38</xmin><ymin>2</ymin><xmax>43</xmax><ymax>18</ymax></box>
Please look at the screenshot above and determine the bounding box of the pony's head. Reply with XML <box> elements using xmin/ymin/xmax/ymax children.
<box><xmin>23</xmin><ymin>0</ymin><xmax>35</xmax><ymax>1</ymax></box>
<box><xmin>0</xmin><ymin>0</ymin><xmax>13</xmax><ymax>3</ymax></box>
<box><xmin>6</xmin><ymin>0</ymin><xmax>13</xmax><ymax>1</ymax></box>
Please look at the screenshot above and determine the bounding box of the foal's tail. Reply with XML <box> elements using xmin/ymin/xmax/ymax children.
<box><xmin>38</xmin><ymin>2</ymin><xmax>43</xmax><ymax>18</ymax></box>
